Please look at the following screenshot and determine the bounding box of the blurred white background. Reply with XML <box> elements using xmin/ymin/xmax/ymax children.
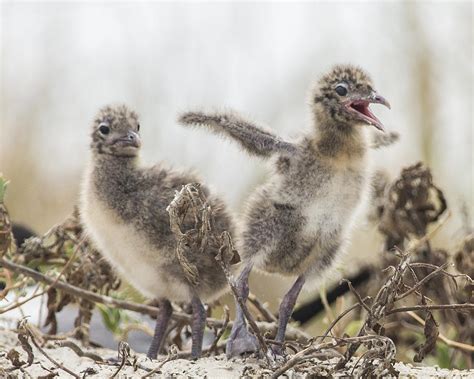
<box><xmin>1</xmin><ymin>1</ymin><xmax>472</xmax><ymax>313</ymax></box>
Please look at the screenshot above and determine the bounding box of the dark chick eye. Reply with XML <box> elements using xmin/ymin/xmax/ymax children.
<box><xmin>99</xmin><ymin>124</ymin><xmax>110</xmax><ymax>135</ymax></box>
<box><xmin>335</xmin><ymin>85</ymin><xmax>348</xmax><ymax>96</ymax></box>
<box><xmin>137</xmin><ymin>124</ymin><xmax>140</xmax><ymax>131</ymax></box>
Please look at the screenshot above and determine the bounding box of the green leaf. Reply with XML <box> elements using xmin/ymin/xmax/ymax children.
<box><xmin>0</xmin><ymin>174</ymin><xmax>9</xmax><ymax>203</ymax></box>
<box><xmin>97</xmin><ymin>303</ymin><xmax>124</xmax><ymax>334</ymax></box>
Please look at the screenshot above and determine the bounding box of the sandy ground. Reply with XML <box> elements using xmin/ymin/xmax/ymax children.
<box><xmin>0</xmin><ymin>325</ymin><xmax>259</xmax><ymax>378</ymax></box>
<box><xmin>1</xmin><ymin>327</ymin><xmax>473</xmax><ymax>378</ymax></box>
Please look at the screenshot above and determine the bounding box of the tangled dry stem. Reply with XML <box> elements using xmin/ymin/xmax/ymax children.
<box><xmin>166</xmin><ymin>183</ymin><xmax>269</xmax><ymax>357</ymax></box>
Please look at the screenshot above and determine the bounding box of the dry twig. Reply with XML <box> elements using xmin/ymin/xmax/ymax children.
<box><xmin>207</xmin><ymin>305</ymin><xmax>230</xmax><ymax>356</ymax></box>
<box><xmin>0</xmin><ymin>256</ymin><xmax>310</xmax><ymax>340</ymax></box>
<box><xmin>56</xmin><ymin>340</ymin><xmax>104</xmax><ymax>362</ymax></box>
<box><xmin>141</xmin><ymin>345</ymin><xmax>178</xmax><ymax>378</ymax></box>
<box><xmin>18</xmin><ymin>319</ymin><xmax>81</xmax><ymax>379</ymax></box>
<box><xmin>248</xmin><ymin>293</ymin><xmax>277</xmax><ymax>322</ymax></box>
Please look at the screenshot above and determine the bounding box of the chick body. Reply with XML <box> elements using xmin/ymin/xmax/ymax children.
<box><xmin>80</xmin><ymin>105</ymin><xmax>233</xmax><ymax>358</ymax></box>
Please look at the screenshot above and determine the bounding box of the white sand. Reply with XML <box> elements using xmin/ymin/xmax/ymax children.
<box><xmin>1</xmin><ymin>327</ymin><xmax>472</xmax><ymax>378</ymax></box>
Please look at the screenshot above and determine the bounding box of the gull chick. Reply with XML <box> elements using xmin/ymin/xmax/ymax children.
<box><xmin>179</xmin><ymin>65</ymin><xmax>391</xmax><ymax>357</ymax></box>
<box><xmin>80</xmin><ymin>105</ymin><xmax>234</xmax><ymax>359</ymax></box>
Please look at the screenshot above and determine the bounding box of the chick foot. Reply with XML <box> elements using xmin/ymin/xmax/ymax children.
<box><xmin>226</xmin><ymin>323</ymin><xmax>259</xmax><ymax>358</ymax></box>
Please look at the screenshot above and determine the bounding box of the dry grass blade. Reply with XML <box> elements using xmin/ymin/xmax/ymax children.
<box><xmin>207</xmin><ymin>305</ymin><xmax>230</xmax><ymax>356</ymax></box>
<box><xmin>342</xmin><ymin>279</ymin><xmax>371</xmax><ymax>313</ymax></box>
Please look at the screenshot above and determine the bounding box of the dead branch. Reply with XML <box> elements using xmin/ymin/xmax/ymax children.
<box><xmin>248</xmin><ymin>293</ymin><xmax>277</xmax><ymax>322</ymax></box>
<box><xmin>0</xmin><ymin>257</ymin><xmax>310</xmax><ymax>342</ymax></box>
<box><xmin>56</xmin><ymin>340</ymin><xmax>104</xmax><ymax>362</ymax></box>
<box><xmin>387</xmin><ymin>303</ymin><xmax>474</xmax><ymax>314</ymax></box>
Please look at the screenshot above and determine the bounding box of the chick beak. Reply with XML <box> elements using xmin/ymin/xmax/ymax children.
<box><xmin>370</xmin><ymin>92</ymin><xmax>391</xmax><ymax>110</ymax></box>
<box><xmin>345</xmin><ymin>91</ymin><xmax>391</xmax><ymax>132</ymax></box>
<box><xmin>111</xmin><ymin>130</ymin><xmax>141</xmax><ymax>148</ymax></box>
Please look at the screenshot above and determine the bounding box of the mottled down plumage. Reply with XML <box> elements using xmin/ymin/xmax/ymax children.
<box><xmin>240</xmin><ymin>135</ymin><xmax>370</xmax><ymax>278</ymax></box>
<box><xmin>179</xmin><ymin>64</ymin><xmax>392</xmax><ymax>357</ymax></box>
<box><xmin>80</xmin><ymin>105</ymin><xmax>234</xmax><ymax>358</ymax></box>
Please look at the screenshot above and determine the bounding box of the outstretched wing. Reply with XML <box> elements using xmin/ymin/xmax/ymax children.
<box><xmin>370</xmin><ymin>130</ymin><xmax>399</xmax><ymax>149</ymax></box>
<box><xmin>179</xmin><ymin>111</ymin><xmax>297</xmax><ymax>158</ymax></box>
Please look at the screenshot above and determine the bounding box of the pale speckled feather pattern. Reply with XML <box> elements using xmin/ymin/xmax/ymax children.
<box><xmin>179</xmin><ymin>65</ymin><xmax>383</xmax><ymax>282</ymax></box>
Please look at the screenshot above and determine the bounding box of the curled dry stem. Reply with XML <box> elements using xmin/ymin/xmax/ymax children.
<box><xmin>18</xmin><ymin>319</ymin><xmax>81</xmax><ymax>379</ymax></box>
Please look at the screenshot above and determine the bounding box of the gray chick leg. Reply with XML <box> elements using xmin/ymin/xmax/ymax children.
<box><xmin>226</xmin><ymin>263</ymin><xmax>259</xmax><ymax>358</ymax></box>
<box><xmin>147</xmin><ymin>299</ymin><xmax>173</xmax><ymax>359</ymax></box>
<box><xmin>273</xmin><ymin>275</ymin><xmax>305</xmax><ymax>355</ymax></box>
<box><xmin>190</xmin><ymin>295</ymin><xmax>207</xmax><ymax>359</ymax></box>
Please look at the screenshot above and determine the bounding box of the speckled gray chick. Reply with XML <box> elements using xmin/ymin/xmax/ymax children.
<box><xmin>79</xmin><ymin>105</ymin><xmax>234</xmax><ymax>359</ymax></box>
<box><xmin>179</xmin><ymin>65</ymin><xmax>392</xmax><ymax>358</ymax></box>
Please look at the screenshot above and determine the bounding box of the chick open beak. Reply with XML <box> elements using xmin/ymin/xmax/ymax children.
<box><xmin>345</xmin><ymin>92</ymin><xmax>390</xmax><ymax>132</ymax></box>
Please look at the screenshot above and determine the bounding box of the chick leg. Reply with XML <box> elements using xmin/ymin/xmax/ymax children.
<box><xmin>226</xmin><ymin>262</ymin><xmax>259</xmax><ymax>357</ymax></box>
<box><xmin>190</xmin><ymin>295</ymin><xmax>206</xmax><ymax>359</ymax></box>
<box><xmin>272</xmin><ymin>275</ymin><xmax>305</xmax><ymax>355</ymax></box>
<box><xmin>147</xmin><ymin>298</ymin><xmax>173</xmax><ymax>359</ymax></box>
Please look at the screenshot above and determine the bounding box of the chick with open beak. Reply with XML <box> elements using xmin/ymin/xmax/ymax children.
<box><xmin>179</xmin><ymin>64</ymin><xmax>393</xmax><ymax>358</ymax></box>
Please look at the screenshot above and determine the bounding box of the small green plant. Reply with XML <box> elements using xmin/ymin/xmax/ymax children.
<box><xmin>97</xmin><ymin>303</ymin><xmax>127</xmax><ymax>334</ymax></box>
<box><xmin>0</xmin><ymin>174</ymin><xmax>8</xmax><ymax>203</ymax></box>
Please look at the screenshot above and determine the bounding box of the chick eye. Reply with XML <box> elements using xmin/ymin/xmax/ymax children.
<box><xmin>98</xmin><ymin>124</ymin><xmax>110</xmax><ymax>135</ymax></box>
<box><xmin>137</xmin><ymin>124</ymin><xmax>140</xmax><ymax>132</ymax></box>
<box><xmin>335</xmin><ymin>84</ymin><xmax>348</xmax><ymax>96</ymax></box>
